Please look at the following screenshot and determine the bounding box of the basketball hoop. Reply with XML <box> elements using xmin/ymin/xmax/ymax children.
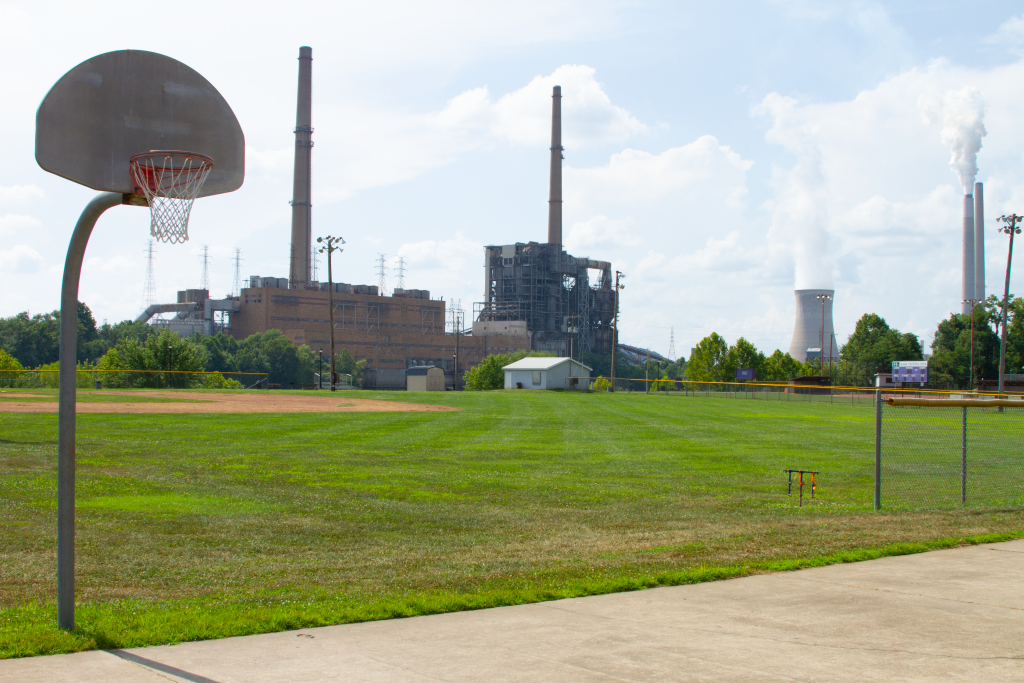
<box><xmin>129</xmin><ymin>151</ymin><xmax>214</xmax><ymax>244</ymax></box>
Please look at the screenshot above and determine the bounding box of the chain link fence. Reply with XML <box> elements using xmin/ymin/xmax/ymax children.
<box><xmin>878</xmin><ymin>398</ymin><xmax>1024</xmax><ymax>509</ymax></box>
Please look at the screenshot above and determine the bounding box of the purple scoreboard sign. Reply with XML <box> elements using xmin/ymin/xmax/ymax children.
<box><xmin>892</xmin><ymin>360</ymin><xmax>928</xmax><ymax>384</ymax></box>
<box><xmin>735</xmin><ymin>368</ymin><xmax>755</xmax><ymax>381</ymax></box>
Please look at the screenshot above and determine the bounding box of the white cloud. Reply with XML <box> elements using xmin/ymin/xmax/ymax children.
<box><xmin>0</xmin><ymin>245</ymin><xmax>44</xmax><ymax>274</ymax></box>
<box><xmin>988</xmin><ymin>14</ymin><xmax>1024</xmax><ymax>56</ymax></box>
<box><xmin>438</xmin><ymin>65</ymin><xmax>647</xmax><ymax>148</ymax></box>
<box><xmin>0</xmin><ymin>213</ymin><xmax>41</xmax><ymax>237</ymax></box>
<box><xmin>566</xmin><ymin>215</ymin><xmax>641</xmax><ymax>251</ymax></box>
<box><xmin>0</xmin><ymin>184</ymin><xmax>45</xmax><ymax>205</ymax></box>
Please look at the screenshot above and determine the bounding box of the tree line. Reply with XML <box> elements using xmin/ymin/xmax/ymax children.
<box><xmin>0</xmin><ymin>302</ymin><xmax>366</xmax><ymax>388</ymax></box>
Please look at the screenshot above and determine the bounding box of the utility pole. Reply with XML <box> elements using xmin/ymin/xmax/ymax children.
<box><xmin>816</xmin><ymin>293</ymin><xmax>832</xmax><ymax>377</ymax></box>
<box><xmin>200</xmin><ymin>244</ymin><xmax>210</xmax><ymax>292</ymax></box>
<box><xmin>317</xmin><ymin>235</ymin><xmax>345</xmax><ymax>391</ymax></box>
<box><xmin>963</xmin><ymin>298</ymin><xmax>979</xmax><ymax>391</ymax></box>
<box><xmin>610</xmin><ymin>271</ymin><xmax>625</xmax><ymax>392</ymax></box>
<box><xmin>645</xmin><ymin>347</ymin><xmax>650</xmax><ymax>394</ymax></box>
<box><xmin>142</xmin><ymin>240</ymin><xmax>157</xmax><ymax>315</ymax></box>
<box><xmin>396</xmin><ymin>256</ymin><xmax>406</xmax><ymax>291</ymax></box>
<box><xmin>451</xmin><ymin>304</ymin><xmax>463</xmax><ymax>390</ymax></box>
<box><xmin>231</xmin><ymin>248</ymin><xmax>243</xmax><ymax>298</ymax></box>
<box><xmin>376</xmin><ymin>253</ymin><xmax>388</xmax><ymax>297</ymax></box>
<box><xmin>997</xmin><ymin>214</ymin><xmax>1022</xmax><ymax>400</ymax></box>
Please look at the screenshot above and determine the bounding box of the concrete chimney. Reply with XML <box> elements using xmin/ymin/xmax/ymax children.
<box><xmin>289</xmin><ymin>46</ymin><xmax>313</xmax><ymax>289</ymax></box>
<box><xmin>975</xmin><ymin>182</ymin><xmax>985</xmax><ymax>303</ymax></box>
<box><xmin>962</xmin><ymin>192</ymin><xmax>975</xmax><ymax>314</ymax></box>
<box><xmin>789</xmin><ymin>289</ymin><xmax>839</xmax><ymax>364</ymax></box>
<box><xmin>547</xmin><ymin>85</ymin><xmax>562</xmax><ymax>245</ymax></box>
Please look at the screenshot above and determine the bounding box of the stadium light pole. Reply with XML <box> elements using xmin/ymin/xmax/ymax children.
<box><xmin>167</xmin><ymin>343</ymin><xmax>173</xmax><ymax>389</ymax></box>
<box><xmin>816</xmin><ymin>294</ymin><xmax>832</xmax><ymax>377</ymax></box>
<box><xmin>317</xmin><ymin>235</ymin><xmax>345</xmax><ymax>391</ymax></box>
<box><xmin>962</xmin><ymin>299</ymin><xmax>979</xmax><ymax>391</ymax></box>
<box><xmin>996</xmin><ymin>215</ymin><xmax>1022</xmax><ymax>401</ymax></box>
<box><xmin>610</xmin><ymin>271</ymin><xmax>625</xmax><ymax>392</ymax></box>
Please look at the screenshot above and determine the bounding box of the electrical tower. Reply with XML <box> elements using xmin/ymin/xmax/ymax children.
<box><xmin>200</xmin><ymin>245</ymin><xmax>210</xmax><ymax>291</ymax></box>
<box><xmin>396</xmin><ymin>256</ymin><xmax>406</xmax><ymax>290</ymax></box>
<box><xmin>310</xmin><ymin>244</ymin><xmax>319</xmax><ymax>283</ymax></box>
<box><xmin>668</xmin><ymin>327</ymin><xmax>676</xmax><ymax>362</ymax></box>
<box><xmin>142</xmin><ymin>240</ymin><xmax>157</xmax><ymax>314</ymax></box>
<box><xmin>232</xmin><ymin>249</ymin><xmax>243</xmax><ymax>298</ymax></box>
<box><xmin>376</xmin><ymin>253</ymin><xmax>389</xmax><ymax>297</ymax></box>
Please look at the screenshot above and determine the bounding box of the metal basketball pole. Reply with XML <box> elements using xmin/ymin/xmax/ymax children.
<box><xmin>58</xmin><ymin>192</ymin><xmax>124</xmax><ymax>630</ymax></box>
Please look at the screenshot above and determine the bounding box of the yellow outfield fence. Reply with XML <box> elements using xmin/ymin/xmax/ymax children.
<box><xmin>0</xmin><ymin>369</ymin><xmax>270</xmax><ymax>390</ymax></box>
<box><xmin>565</xmin><ymin>376</ymin><xmax>1024</xmax><ymax>404</ymax></box>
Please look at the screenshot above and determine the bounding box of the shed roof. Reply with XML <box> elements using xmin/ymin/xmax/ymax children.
<box><xmin>502</xmin><ymin>357</ymin><xmax>592</xmax><ymax>372</ymax></box>
<box><xmin>405</xmin><ymin>365</ymin><xmax>440</xmax><ymax>376</ymax></box>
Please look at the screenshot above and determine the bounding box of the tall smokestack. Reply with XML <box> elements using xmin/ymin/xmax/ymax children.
<box><xmin>975</xmin><ymin>182</ymin><xmax>985</xmax><ymax>303</ymax></box>
<box><xmin>789</xmin><ymin>289</ymin><xmax>838</xmax><ymax>364</ymax></box>
<box><xmin>289</xmin><ymin>46</ymin><xmax>313</xmax><ymax>288</ymax></box>
<box><xmin>962</xmin><ymin>193</ymin><xmax>975</xmax><ymax>314</ymax></box>
<box><xmin>547</xmin><ymin>85</ymin><xmax>562</xmax><ymax>245</ymax></box>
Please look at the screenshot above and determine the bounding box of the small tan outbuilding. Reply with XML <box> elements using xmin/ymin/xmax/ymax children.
<box><xmin>406</xmin><ymin>365</ymin><xmax>445</xmax><ymax>391</ymax></box>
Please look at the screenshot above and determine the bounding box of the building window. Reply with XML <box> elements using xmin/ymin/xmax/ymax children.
<box><xmin>532</xmin><ymin>371</ymin><xmax>542</xmax><ymax>386</ymax></box>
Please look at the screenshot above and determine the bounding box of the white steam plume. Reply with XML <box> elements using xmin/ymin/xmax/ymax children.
<box><xmin>756</xmin><ymin>94</ymin><xmax>834</xmax><ymax>290</ymax></box>
<box><xmin>921</xmin><ymin>87</ymin><xmax>987</xmax><ymax>193</ymax></box>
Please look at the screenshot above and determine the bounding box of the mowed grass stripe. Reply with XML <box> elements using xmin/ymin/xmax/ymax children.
<box><xmin>1</xmin><ymin>390</ymin><xmax>1021</xmax><ymax>658</ymax></box>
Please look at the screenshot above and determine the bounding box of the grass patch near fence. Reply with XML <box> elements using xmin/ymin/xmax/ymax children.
<box><xmin>2</xmin><ymin>390</ymin><xmax>1022</xmax><ymax>658</ymax></box>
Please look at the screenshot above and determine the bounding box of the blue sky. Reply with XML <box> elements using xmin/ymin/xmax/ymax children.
<box><xmin>2</xmin><ymin>1</ymin><xmax>1024</xmax><ymax>358</ymax></box>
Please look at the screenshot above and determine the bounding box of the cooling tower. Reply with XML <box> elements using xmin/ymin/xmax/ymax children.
<box><xmin>289</xmin><ymin>46</ymin><xmax>313</xmax><ymax>288</ymax></box>
<box><xmin>788</xmin><ymin>289</ymin><xmax>839</xmax><ymax>364</ymax></box>
<box><xmin>961</xmin><ymin>192</ymin><xmax>975</xmax><ymax>314</ymax></box>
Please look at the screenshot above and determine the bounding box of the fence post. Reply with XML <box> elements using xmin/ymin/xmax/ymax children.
<box><xmin>961</xmin><ymin>405</ymin><xmax>967</xmax><ymax>505</ymax></box>
<box><xmin>874</xmin><ymin>388</ymin><xmax>882</xmax><ymax>510</ymax></box>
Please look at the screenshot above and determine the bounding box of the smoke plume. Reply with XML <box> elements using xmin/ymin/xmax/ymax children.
<box><xmin>922</xmin><ymin>87</ymin><xmax>987</xmax><ymax>193</ymax></box>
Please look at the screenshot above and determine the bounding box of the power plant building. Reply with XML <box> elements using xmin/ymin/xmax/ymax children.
<box><xmin>139</xmin><ymin>57</ymin><xmax>611</xmax><ymax>387</ymax></box>
<box><xmin>473</xmin><ymin>86</ymin><xmax>616</xmax><ymax>356</ymax></box>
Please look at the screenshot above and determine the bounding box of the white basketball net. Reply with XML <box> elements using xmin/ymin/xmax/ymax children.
<box><xmin>129</xmin><ymin>152</ymin><xmax>213</xmax><ymax>244</ymax></box>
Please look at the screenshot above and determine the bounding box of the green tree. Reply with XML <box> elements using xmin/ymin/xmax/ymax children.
<box><xmin>0</xmin><ymin>348</ymin><xmax>24</xmax><ymax>387</ymax></box>
<box><xmin>725</xmin><ymin>337</ymin><xmax>766</xmax><ymax>381</ymax></box>
<box><xmin>928</xmin><ymin>308</ymin><xmax>1000</xmax><ymax>388</ymax></box>
<box><xmin>686</xmin><ymin>333</ymin><xmax>728</xmax><ymax>381</ymax></box>
<box><xmin>839</xmin><ymin>313</ymin><xmax>923</xmax><ymax>384</ymax></box>
<box><xmin>760</xmin><ymin>349</ymin><xmax>804</xmax><ymax>382</ymax></box>
<box><xmin>463</xmin><ymin>354</ymin><xmax>509</xmax><ymax>390</ymax></box>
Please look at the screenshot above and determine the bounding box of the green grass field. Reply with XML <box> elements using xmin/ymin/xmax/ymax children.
<box><xmin>1</xmin><ymin>389</ymin><xmax>1022</xmax><ymax>659</ymax></box>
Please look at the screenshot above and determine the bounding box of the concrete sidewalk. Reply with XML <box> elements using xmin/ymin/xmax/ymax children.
<box><xmin>3</xmin><ymin>539</ymin><xmax>1022</xmax><ymax>682</ymax></box>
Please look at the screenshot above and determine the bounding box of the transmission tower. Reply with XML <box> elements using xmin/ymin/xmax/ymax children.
<box><xmin>376</xmin><ymin>253</ymin><xmax>389</xmax><ymax>297</ymax></box>
<box><xmin>232</xmin><ymin>249</ymin><xmax>243</xmax><ymax>298</ymax></box>
<box><xmin>142</xmin><ymin>240</ymin><xmax>157</xmax><ymax>313</ymax></box>
<box><xmin>396</xmin><ymin>256</ymin><xmax>406</xmax><ymax>290</ymax></box>
<box><xmin>200</xmin><ymin>245</ymin><xmax>210</xmax><ymax>291</ymax></box>
<box><xmin>310</xmin><ymin>243</ymin><xmax>319</xmax><ymax>283</ymax></box>
<box><xmin>668</xmin><ymin>327</ymin><xmax>676</xmax><ymax>362</ymax></box>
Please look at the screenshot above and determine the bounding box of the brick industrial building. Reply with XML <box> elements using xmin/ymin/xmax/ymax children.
<box><xmin>230</xmin><ymin>282</ymin><xmax>529</xmax><ymax>389</ymax></box>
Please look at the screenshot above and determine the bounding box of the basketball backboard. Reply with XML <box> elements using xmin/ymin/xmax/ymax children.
<box><xmin>36</xmin><ymin>49</ymin><xmax>244</xmax><ymax>196</ymax></box>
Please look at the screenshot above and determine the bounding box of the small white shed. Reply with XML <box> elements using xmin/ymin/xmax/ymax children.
<box><xmin>406</xmin><ymin>365</ymin><xmax>445</xmax><ymax>391</ymax></box>
<box><xmin>503</xmin><ymin>357</ymin><xmax>592</xmax><ymax>390</ymax></box>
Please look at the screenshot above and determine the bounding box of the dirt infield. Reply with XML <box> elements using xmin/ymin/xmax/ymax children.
<box><xmin>0</xmin><ymin>390</ymin><xmax>457</xmax><ymax>414</ymax></box>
